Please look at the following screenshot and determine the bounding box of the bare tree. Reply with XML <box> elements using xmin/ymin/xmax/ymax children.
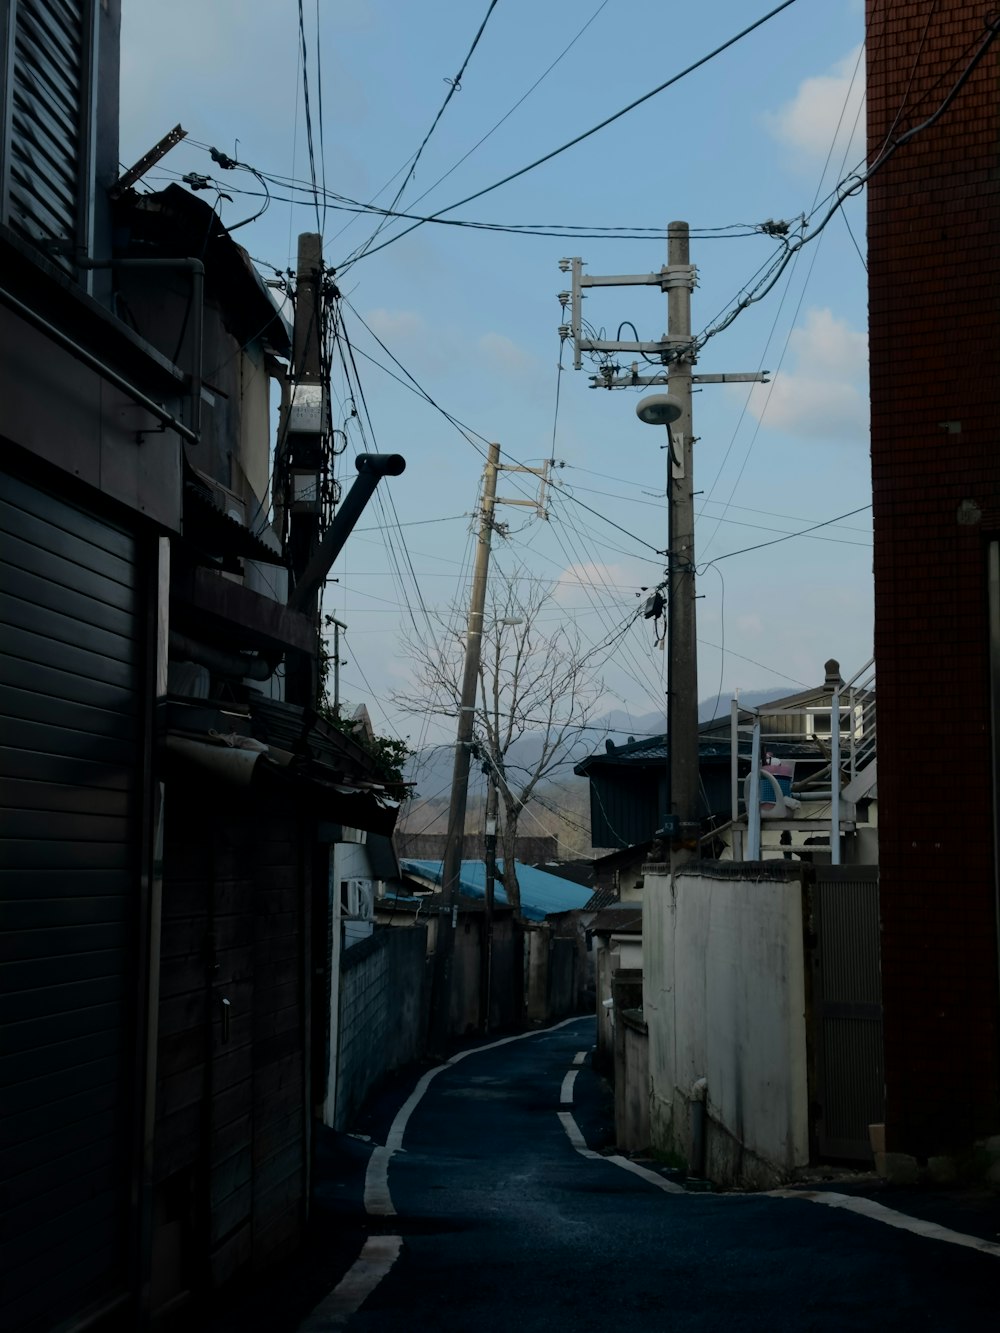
<box><xmin>392</xmin><ymin>571</ymin><xmax>603</xmax><ymax>914</ymax></box>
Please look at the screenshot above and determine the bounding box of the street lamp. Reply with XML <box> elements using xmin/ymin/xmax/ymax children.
<box><xmin>636</xmin><ymin>393</ymin><xmax>683</xmax><ymax>427</ymax></box>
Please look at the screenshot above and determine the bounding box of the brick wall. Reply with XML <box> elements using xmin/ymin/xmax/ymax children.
<box><xmin>866</xmin><ymin>1</ymin><xmax>1000</xmax><ymax>1155</ymax></box>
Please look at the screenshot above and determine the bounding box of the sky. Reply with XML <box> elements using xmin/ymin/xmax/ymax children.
<box><xmin>119</xmin><ymin>0</ymin><xmax>872</xmax><ymax>765</ymax></box>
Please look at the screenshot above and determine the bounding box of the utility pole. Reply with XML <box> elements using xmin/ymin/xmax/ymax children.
<box><xmin>330</xmin><ymin>617</ymin><xmax>346</xmax><ymax>715</ymax></box>
<box><xmin>285</xmin><ymin>232</ymin><xmax>326</xmax><ymax>707</ymax></box>
<box><xmin>431</xmin><ymin>442</ymin><xmax>501</xmax><ymax>1052</ymax></box>
<box><xmin>560</xmin><ymin>224</ymin><xmax>768</xmax><ymax>864</ymax></box>
<box><xmin>664</xmin><ymin>221</ymin><xmax>699</xmax><ymax>862</ymax></box>
<box><xmin>481</xmin><ymin>769</ymin><xmax>498</xmax><ymax>1034</ymax></box>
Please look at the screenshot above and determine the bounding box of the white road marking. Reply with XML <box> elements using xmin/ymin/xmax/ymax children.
<box><xmin>768</xmin><ymin>1189</ymin><xmax>1000</xmax><ymax>1258</ymax></box>
<box><xmin>558</xmin><ymin>1110</ymin><xmax>601</xmax><ymax>1160</ymax></box>
<box><xmin>572</xmin><ymin>1050</ymin><xmax>588</xmax><ymax>1066</ymax></box>
<box><xmin>605</xmin><ymin>1153</ymin><xmax>685</xmax><ymax>1193</ymax></box>
<box><xmin>558</xmin><ymin>1109</ymin><xmax>684</xmax><ymax>1191</ymax></box>
<box><xmin>560</xmin><ymin>1070</ymin><xmax>578</xmax><ymax>1105</ymax></box>
<box><xmin>363</xmin><ymin>1145</ymin><xmax>396</xmax><ymax>1217</ymax></box>
<box><xmin>363</xmin><ymin>1014</ymin><xmax>592</xmax><ymax>1216</ymax></box>
<box><xmin>297</xmin><ymin>1235</ymin><xmax>403</xmax><ymax>1330</ymax></box>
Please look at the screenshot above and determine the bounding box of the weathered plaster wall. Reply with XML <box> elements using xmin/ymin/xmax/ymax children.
<box><xmin>644</xmin><ymin>862</ymin><xmax>809</xmax><ymax>1186</ymax></box>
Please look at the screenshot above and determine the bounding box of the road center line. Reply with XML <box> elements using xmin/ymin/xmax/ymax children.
<box><xmin>297</xmin><ymin>1235</ymin><xmax>403</xmax><ymax>1330</ymax></box>
<box><xmin>560</xmin><ymin>1070</ymin><xmax>578</xmax><ymax>1104</ymax></box>
<box><xmin>768</xmin><ymin>1189</ymin><xmax>1000</xmax><ymax>1258</ymax></box>
<box><xmin>572</xmin><ymin>1050</ymin><xmax>587</xmax><ymax>1066</ymax></box>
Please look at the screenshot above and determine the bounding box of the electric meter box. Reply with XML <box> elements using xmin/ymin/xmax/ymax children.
<box><xmin>286</xmin><ymin>384</ymin><xmax>328</xmax><ymax>434</ymax></box>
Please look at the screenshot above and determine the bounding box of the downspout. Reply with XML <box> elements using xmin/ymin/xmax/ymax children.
<box><xmin>831</xmin><ymin>682</ymin><xmax>842</xmax><ymax>865</ymax></box>
<box><xmin>690</xmin><ymin>1076</ymin><xmax>708</xmax><ymax>1178</ymax></box>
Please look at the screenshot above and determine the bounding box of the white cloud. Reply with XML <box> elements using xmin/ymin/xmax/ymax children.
<box><xmin>553</xmin><ymin>561</ymin><xmax>631</xmax><ymax>603</ymax></box>
<box><xmin>743</xmin><ymin>307</ymin><xmax>868</xmax><ymax>441</ymax></box>
<box><xmin>736</xmin><ymin>613</ymin><xmax>764</xmax><ymax>638</ymax></box>
<box><xmin>477</xmin><ymin>332</ymin><xmax>535</xmax><ymax>376</ymax></box>
<box><xmin>764</xmin><ymin>46</ymin><xmax>866</xmax><ymax>169</ymax></box>
<box><xmin>119</xmin><ymin>1</ymin><xmax>371</xmax><ymax>169</ymax></box>
<box><xmin>364</xmin><ymin>308</ymin><xmax>428</xmax><ymax>342</ymax></box>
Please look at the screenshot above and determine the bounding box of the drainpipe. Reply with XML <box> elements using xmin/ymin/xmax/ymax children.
<box><xmin>831</xmin><ymin>682</ymin><xmax>842</xmax><ymax>864</ymax></box>
<box><xmin>168</xmin><ymin>630</ymin><xmax>276</xmax><ymax>681</ymax></box>
<box><xmin>77</xmin><ymin>256</ymin><xmax>205</xmax><ymax>441</ymax></box>
<box><xmin>690</xmin><ymin>1076</ymin><xmax>708</xmax><ymax>1178</ymax></box>
<box><xmin>289</xmin><ymin>453</ymin><xmax>406</xmax><ymax>613</ymax></box>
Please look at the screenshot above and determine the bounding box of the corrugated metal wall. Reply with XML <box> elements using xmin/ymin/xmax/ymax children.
<box><xmin>0</xmin><ymin>469</ymin><xmax>140</xmax><ymax>1329</ymax></box>
<box><xmin>810</xmin><ymin>866</ymin><xmax>884</xmax><ymax>1161</ymax></box>
<box><xmin>2</xmin><ymin>0</ymin><xmax>90</xmax><ymax>262</ymax></box>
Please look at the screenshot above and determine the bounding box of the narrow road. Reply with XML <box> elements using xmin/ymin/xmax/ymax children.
<box><xmin>303</xmin><ymin>1017</ymin><xmax>997</xmax><ymax>1331</ymax></box>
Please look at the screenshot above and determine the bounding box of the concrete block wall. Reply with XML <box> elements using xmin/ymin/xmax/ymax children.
<box><xmin>335</xmin><ymin>926</ymin><xmax>428</xmax><ymax>1130</ymax></box>
<box><xmin>866</xmin><ymin>0</ymin><xmax>1000</xmax><ymax>1157</ymax></box>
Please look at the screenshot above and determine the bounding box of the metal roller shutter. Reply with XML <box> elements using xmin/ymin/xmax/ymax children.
<box><xmin>0</xmin><ymin>470</ymin><xmax>140</xmax><ymax>1330</ymax></box>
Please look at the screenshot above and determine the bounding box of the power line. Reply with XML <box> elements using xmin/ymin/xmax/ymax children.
<box><xmin>393</xmin><ymin>0</ymin><xmax>613</xmax><ymax>224</ymax></box>
<box><xmin>699</xmin><ymin>505</ymin><xmax>872</xmax><ymax>570</ymax></box>
<box><xmin>694</xmin><ymin>10</ymin><xmax>1000</xmax><ymax>357</ymax></box>
<box><xmin>341</xmin><ymin>300</ymin><xmax>665</xmax><ymax>559</ymax></box>
<box><xmin>346</xmin><ymin>0</ymin><xmax>501</xmax><ymax>266</ymax></box>
<box><xmin>296</xmin><ymin>0</ymin><xmax>322</xmax><ymax>234</ymax></box>
<box><xmin>335</xmin><ymin>0</ymin><xmax>802</xmax><ymax>270</ymax></box>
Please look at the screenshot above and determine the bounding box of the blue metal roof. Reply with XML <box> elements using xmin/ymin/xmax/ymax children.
<box><xmin>399</xmin><ymin>859</ymin><xmax>592</xmax><ymax>923</ymax></box>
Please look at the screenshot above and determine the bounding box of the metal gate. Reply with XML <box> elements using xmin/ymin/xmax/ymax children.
<box><xmin>810</xmin><ymin>865</ymin><xmax>884</xmax><ymax>1162</ymax></box>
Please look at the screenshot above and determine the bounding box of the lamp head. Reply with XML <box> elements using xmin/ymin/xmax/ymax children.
<box><xmin>636</xmin><ymin>393</ymin><xmax>684</xmax><ymax>426</ymax></box>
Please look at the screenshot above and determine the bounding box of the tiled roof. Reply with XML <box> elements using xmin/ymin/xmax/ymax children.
<box><xmin>582</xmin><ymin>886</ymin><xmax>620</xmax><ymax>911</ymax></box>
<box><xmin>589</xmin><ymin>904</ymin><xmax>643</xmax><ymax>934</ymax></box>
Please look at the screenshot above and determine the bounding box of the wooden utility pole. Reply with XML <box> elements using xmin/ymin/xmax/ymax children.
<box><xmin>431</xmin><ymin>442</ymin><xmax>500</xmax><ymax>1052</ymax></box>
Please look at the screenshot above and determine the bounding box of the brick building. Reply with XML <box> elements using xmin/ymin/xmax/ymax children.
<box><xmin>866</xmin><ymin>3</ymin><xmax>1000</xmax><ymax>1159</ymax></box>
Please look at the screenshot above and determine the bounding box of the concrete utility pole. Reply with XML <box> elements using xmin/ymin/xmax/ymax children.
<box><xmin>285</xmin><ymin>232</ymin><xmax>325</xmax><ymax>707</ymax></box>
<box><xmin>560</xmin><ymin>224</ymin><xmax>768</xmax><ymax>864</ymax></box>
<box><xmin>431</xmin><ymin>442</ymin><xmax>501</xmax><ymax>1050</ymax></box>
<box><xmin>664</xmin><ymin>221</ymin><xmax>699</xmax><ymax>861</ymax></box>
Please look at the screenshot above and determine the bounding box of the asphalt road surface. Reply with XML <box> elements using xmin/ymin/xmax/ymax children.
<box><xmin>307</xmin><ymin>1016</ymin><xmax>997</xmax><ymax>1332</ymax></box>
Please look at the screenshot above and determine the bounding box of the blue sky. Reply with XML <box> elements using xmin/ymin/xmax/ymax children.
<box><xmin>120</xmin><ymin>0</ymin><xmax>871</xmax><ymax>753</ymax></box>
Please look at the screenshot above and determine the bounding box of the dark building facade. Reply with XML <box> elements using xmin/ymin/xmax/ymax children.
<box><xmin>0</xmin><ymin>5</ymin><xmax>401</xmax><ymax>1328</ymax></box>
<box><xmin>866</xmin><ymin>2</ymin><xmax>1000</xmax><ymax>1157</ymax></box>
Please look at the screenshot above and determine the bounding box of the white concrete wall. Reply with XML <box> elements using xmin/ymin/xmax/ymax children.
<box><xmin>643</xmin><ymin>863</ymin><xmax>809</xmax><ymax>1186</ymax></box>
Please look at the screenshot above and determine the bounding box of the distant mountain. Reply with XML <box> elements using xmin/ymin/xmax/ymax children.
<box><xmin>403</xmin><ymin>687</ymin><xmax>788</xmax><ymax>797</ymax></box>
<box><xmin>698</xmin><ymin>686</ymin><xmax>792</xmax><ymax>723</ymax></box>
